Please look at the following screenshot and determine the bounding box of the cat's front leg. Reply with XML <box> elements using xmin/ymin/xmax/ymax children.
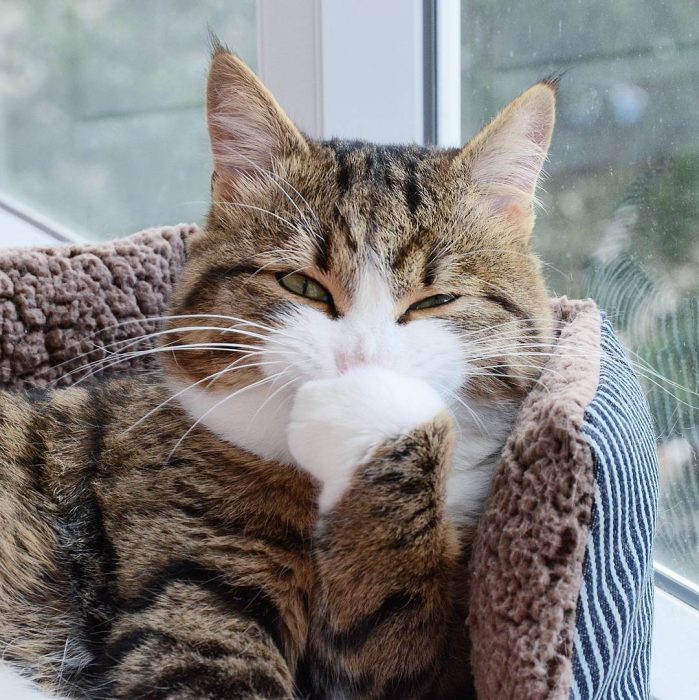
<box><xmin>95</xmin><ymin>599</ymin><xmax>297</xmax><ymax>700</ymax></box>
<box><xmin>289</xmin><ymin>367</ymin><xmax>474</xmax><ymax>700</ymax></box>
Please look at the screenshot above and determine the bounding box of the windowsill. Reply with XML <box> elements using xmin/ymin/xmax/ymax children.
<box><xmin>0</xmin><ymin>194</ymin><xmax>80</xmax><ymax>248</ymax></box>
<box><xmin>651</xmin><ymin>586</ymin><xmax>699</xmax><ymax>698</ymax></box>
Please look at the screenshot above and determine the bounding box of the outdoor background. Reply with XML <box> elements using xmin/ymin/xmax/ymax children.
<box><xmin>0</xmin><ymin>0</ymin><xmax>697</xmax><ymax>588</ymax></box>
<box><xmin>459</xmin><ymin>1</ymin><xmax>699</xmax><ymax>585</ymax></box>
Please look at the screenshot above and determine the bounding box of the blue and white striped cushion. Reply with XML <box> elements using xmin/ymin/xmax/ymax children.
<box><xmin>571</xmin><ymin>316</ymin><xmax>659</xmax><ymax>699</ymax></box>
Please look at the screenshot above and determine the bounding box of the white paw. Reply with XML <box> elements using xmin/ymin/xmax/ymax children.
<box><xmin>287</xmin><ymin>366</ymin><xmax>446</xmax><ymax>512</ymax></box>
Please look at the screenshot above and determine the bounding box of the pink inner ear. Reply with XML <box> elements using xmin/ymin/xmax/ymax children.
<box><xmin>508</xmin><ymin>151</ymin><xmax>544</xmax><ymax>195</ymax></box>
<box><xmin>206</xmin><ymin>52</ymin><xmax>307</xmax><ymax>195</ymax></box>
<box><xmin>210</xmin><ymin>108</ymin><xmax>279</xmax><ymax>186</ymax></box>
<box><xmin>498</xmin><ymin>198</ymin><xmax>530</xmax><ymax>228</ymax></box>
<box><xmin>472</xmin><ymin>118</ymin><xmax>551</xmax><ymax>223</ymax></box>
<box><xmin>469</xmin><ymin>85</ymin><xmax>554</xmax><ymax>225</ymax></box>
<box><xmin>527</xmin><ymin>117</ymin><xmax>552</xmax><ymax>152</ymax></box>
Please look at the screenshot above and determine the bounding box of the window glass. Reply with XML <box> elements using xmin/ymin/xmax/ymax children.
<box><xmin>0</xmin><ymin>0</ymin><xmax>256</xmax><ymax>240</ymax></box>
<box><xmin>460</xmin><ymin>1</ymin><xmax>699</xmax><ymax>585</ymax></box>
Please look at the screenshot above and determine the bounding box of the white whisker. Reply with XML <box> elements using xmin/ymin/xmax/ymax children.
<box><xmin>167</xmin><ymin>371</ymin><xmax>290</xmax><ymax>460</ymax></box>
<box><xmin>126</xmin><ymin>356</ymin><xmax>286</xmax><ymax>432</ymax></box>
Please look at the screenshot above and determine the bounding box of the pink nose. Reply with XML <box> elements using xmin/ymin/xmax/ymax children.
<box><xmin>336</xmin><ymin>350</ymin><xmax>368</xmax><ymax>374</ymax></box>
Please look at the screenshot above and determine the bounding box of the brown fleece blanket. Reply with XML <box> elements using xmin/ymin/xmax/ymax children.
<box><xmin>0</xmin><ymin>225</ymin><xmax>601</xmax><ymax>699</ymax></box>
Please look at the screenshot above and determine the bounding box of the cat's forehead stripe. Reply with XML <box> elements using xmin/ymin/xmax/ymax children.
<box><xmin>325</xmin><ymin>140</ymin><xmax>431</xmax><ymax>208</ymax></box>
<box><xmin>319</xmin><ymin>140</ymin><xmax>438</xmax><ymax>290</ymax></box>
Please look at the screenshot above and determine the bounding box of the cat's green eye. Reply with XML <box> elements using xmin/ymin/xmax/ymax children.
<box><xmin>408</xmin><ymin>294</ymin><xmax>458</xmax><ymax>312</ymax></box>
<box><xmin>277</xmin><ymin>272</ymin><xmax>331</xmax><ymax>303</ymax></box>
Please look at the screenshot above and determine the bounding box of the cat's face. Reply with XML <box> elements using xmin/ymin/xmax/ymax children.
<box><xmin>162</xmin><ymin>49</ymin><xmax>555</xmax><ymax>518</ymax></box>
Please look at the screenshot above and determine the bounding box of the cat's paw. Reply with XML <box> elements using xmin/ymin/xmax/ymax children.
<box><xmin>287</xmin><ymin>366</ymin><xmax>446</xmax><ymax>512</ymax></box>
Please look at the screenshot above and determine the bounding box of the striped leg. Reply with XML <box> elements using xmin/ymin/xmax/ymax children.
<box><xmin>304</xmin><ymin>417</ymin><xmax>474</xmax><ymax>699</ymax></box>
<box><xmin>287</xmin><ymin>364</ymin><xmax>476</xmax><ymax>700</ymax></box>
<box><xmin>95</xmin><ymin>562</ymin><xmax>297</xmax><ymax>699</ymax></box>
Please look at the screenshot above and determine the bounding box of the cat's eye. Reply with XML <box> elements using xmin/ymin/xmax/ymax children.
<box><xmin>408</xmin><ymin>294</ymin><xmax>459</xmax><ymax>312</ymax></box>
<box><xmin>277</xmin><ymin>272</ymin><xmax>331</xmax><ymax>303</ymax></box>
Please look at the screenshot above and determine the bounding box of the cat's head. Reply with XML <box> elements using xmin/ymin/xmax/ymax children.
<box><xmin>162</xmin><ymin>47</ymin><xmax>555</xmax><ymax>475</ymax></box>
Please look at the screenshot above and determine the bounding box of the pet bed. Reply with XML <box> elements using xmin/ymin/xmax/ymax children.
<box><xmin>0</xmin><ymin>225</ymin><xmax>659</xmax><ymax>699</ymax></box>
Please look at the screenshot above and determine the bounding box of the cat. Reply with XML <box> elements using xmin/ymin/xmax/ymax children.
<box><xmin>0</xmin><ymin>42</ymin><xmax>555</xmax><ymax>699</ymax></box>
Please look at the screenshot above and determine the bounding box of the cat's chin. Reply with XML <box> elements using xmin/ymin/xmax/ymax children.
<box><xmin>169</xmin><ymin>375</ymin><xmax>517</xmax><ymax>525</ymax></box>
<box><xmin>168</xmin><ymin>379</ymin><xmax>296</xmax><ymax>465</ymax></box>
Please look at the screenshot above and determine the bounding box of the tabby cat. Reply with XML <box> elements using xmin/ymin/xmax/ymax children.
<box><xmin>0</xmin><ymin>44</ymin><xmax>556</xmax><ymax>699</ymax></box>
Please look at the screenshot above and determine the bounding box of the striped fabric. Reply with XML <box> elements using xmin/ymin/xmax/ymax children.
<box><xmin>571</xmin><ymin>316</ymin><xmax>659</xmax><ymax>699</ymax></box>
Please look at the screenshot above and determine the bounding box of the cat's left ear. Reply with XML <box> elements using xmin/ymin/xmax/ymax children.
<box><xmin>456</xmin><ymin>80</ymin><xmax>556</xmax><ymax>236</ymax></box>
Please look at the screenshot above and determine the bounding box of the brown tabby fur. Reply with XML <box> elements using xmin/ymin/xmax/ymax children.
<box><xmin>0</xmin><ymin>45</ymin><xmax>555</xmax><ymax>699</ymax></box>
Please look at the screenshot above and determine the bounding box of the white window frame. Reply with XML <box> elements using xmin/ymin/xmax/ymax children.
<box><xmin>652</xmin><ymin>573</ymin><xmax>699</xmax><ymax>698</ymax></box>
<box><xmin>2</xmin><ymin>4</ymin><xmax>699</xmax><ymax>696</ymax></box>
<box><xmin>0</xmin><ymin>191</ymin><xmax>75</xmax><ymax>247</ymax></box>
<box><xmin>258</xmin><ymin>0</ymin><xmax>428</xmax><ymax>144</ymax></box>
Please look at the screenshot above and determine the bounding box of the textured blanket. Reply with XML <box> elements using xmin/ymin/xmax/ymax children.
<box><xmin>0</xmin><ymin>224</ymin><xmax>193</xmax><ymax>389</ymax></box>
<box><xmin>0</xmin><ymin>225</ymin><xmax>657</xmax><ymax>699</ymax></box>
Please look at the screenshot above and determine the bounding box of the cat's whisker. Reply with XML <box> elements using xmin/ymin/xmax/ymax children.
<box><xmin>117</xmin><ymin>323</ymin><xmax>284</xmax><ymax>349</ymax></box>
<box><xmin>440</xmin><ymin>386</ymin><xmax>486</xmax><ymax>436</ymax></box>
<box><xmin>167</xmin><ymin>370</ymin><xmax>291</xmax><ymax>460</ymax></box>
<box><xmin>233</xmin><ymin>154</ymin><xmax>323</xmax><ymax>242</ymax></box>
<box><xmin>473</xmin><ymin>350</ymin><xmax>585</xmax><ymax>361</ymax></box>
<box><xmin>462</xmin><ymin>340</ymin><xmax>559</xmax><ymax>354</ymax></box>
<box><xmin>107</xmin><ymin>312</ymin><xmax>283</xmax><ymax>336</ymax></box>
<box><xmin>266</xmin><ymin>375</ymin><xmax>305</xmax><ymax>425</ymax></box>
<box><xmin>466</xmin><ymin>370</ymin><xmax>554</xmax><ymax>394</ymax></box>
<box><xmin>468</xmin><ymin>341</ymin><xmax>698</xmax><ymax>405</ymax></box>
<box><xmin>125</xmin><ymin>355</ymin><xmax>287</xmax><ymax>432</ymax></box>
<box><xmin>216</xmin><ymin>200</ymin><xmax>298</xmax><ymax>231</ymax></box>
<box><xmin>628</xmin><ymin>368</ymin><xmax>699</xmax><ymax>405</ymax></box>
<box><xmin>67</xmin><ymin>343</ymin><xmax>293</xmax><ymax>386</ymax></box>
<box><xmin>464</xmin><ymin>342</ymin><xmax>553</xmax><ymax>354</ymax></box>
<box><xmin>462</xmin><ymin>321</ymin><xmax>568</xmax><ymax>336</ymax></box>
<box><xmin>104</xmin><ymin>326</ymin><xmax>279</xmax><ymax>359</ymax></box>
<box><xmin>468</xmin><ymin>346</ymin><xmax>558</xmax><ymax>356</ymax></box>
<box><xmin>453</xmin><ymin>317</ymin><xmax>568</xmax><ymax>339</ymax></box>
<box><xmin>218</xmin><ymin>198</ymin><xmax>322</xmax><ymax>252</ymax></box>
<box><xmin>60</xmin><ymin>339</ymin><xmax>279</xmax><ymax>380</ymax></box>
<box><xmin>47</xmin><ymin>313</ymin><xmax>291</xmax><ymax>373</ymax></box>
<box><xmin>466</xmin><ymin>358</ymin><xmax>573</xmax><ymax>381</ymax></box>
<box><xmin>57</xmin><ymin>321</ymin><xmax>290</xmax><ymax>376</ymax></box>
<box><xmin>473</xmin><ymin>362</ymin><xmax>565</xmax><ymax>381</ymax></box>
<box><xmin>246</xmin><ymin>373</ymin><xmax>301</xmax><ymax>431</ymax></box>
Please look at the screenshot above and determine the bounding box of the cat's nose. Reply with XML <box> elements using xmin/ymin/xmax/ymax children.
<box><xmin>336</xmin><ymin>349</ymin><xmax>373</xmax><ymax>374</ymax></box>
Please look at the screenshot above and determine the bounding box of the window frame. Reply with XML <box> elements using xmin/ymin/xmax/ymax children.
<box><xmin>2</xmin><ymin>0</ymin><xmax>432</xmax><ymax>246</ymax></box>
<box><xmin>0</xmin><ymin>190</ymin><xmax>76</xmax><ymax>246</ymax></box>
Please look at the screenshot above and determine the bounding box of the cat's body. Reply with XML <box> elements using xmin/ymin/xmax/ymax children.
<box><xmin>0</xmin><ymin>374</ymin><xmax>479</xmax><ymax>699</ymax></box>
<box><xmin>0</xmin><ymin>45</ymin><xmax>556</xmax><ymax>699</ymax></box>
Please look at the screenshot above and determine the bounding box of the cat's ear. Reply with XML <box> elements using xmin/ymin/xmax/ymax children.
<box><xmin>457</xmin><ymin>80</ymin><xmax>556</xmax><ymax>235</ymax></box>
<box><xmin>206</xmin><ymin>46</ymin><xmax>308</xmax><ymax>198</ymax></box>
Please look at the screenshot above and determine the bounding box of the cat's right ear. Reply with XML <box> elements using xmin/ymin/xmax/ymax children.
<box><xmin>206</xmin><ymin>46</ymin><xmax>308</xmax><ymax>199</ymax></box>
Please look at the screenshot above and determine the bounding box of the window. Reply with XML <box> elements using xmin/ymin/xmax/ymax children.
<box><xmin>0</xmin><ymin>0</ymin><xmax>256</xmax><ymax>241</ymax></box>
<box><xmin>455</xmin><ymin>0</ymin><xmax>699</xmax><ymax>586</ymax></box>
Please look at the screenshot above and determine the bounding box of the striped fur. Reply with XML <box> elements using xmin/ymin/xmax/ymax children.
<box><xmin>0</xmin><ymin>48</ymin><xmax>558</xmax><ymax>698</ymax></box>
